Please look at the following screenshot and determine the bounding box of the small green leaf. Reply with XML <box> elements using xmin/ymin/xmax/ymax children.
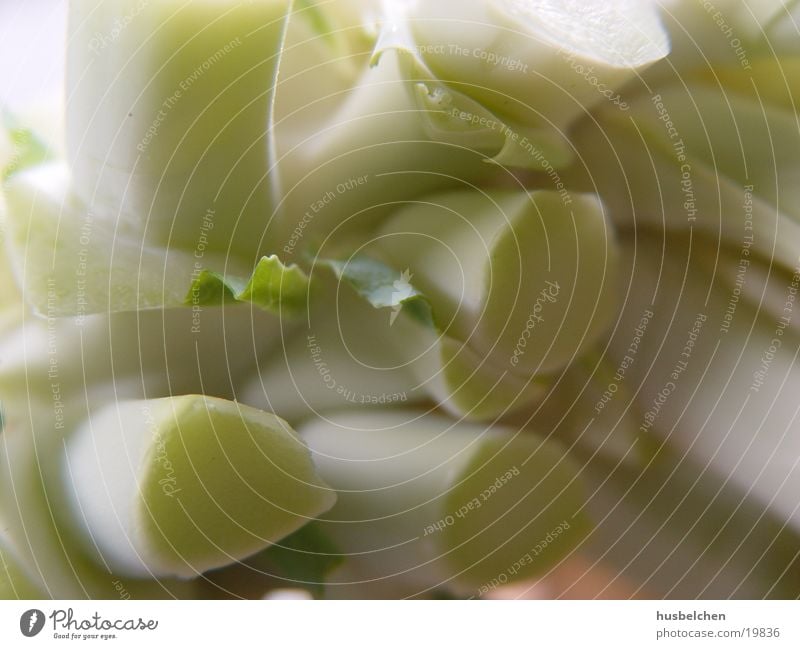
<box><xmin>1</xmin><ymin>111</ymin><xmax>52</xmax><ymax>182</ymax></box>
<box><xmin>186</xmin><ymin>270</ymin><xmax>238</xmax><ymax>306</ymax></box>
<box><xmin>249</xmin><ymin>523</ymin><xmax>343</xmax><ymax>598</ymax></box>
<box><xmin>318</xmin><ymin>255</ymin><xmax>434</xmax><ymax>327</ymax></box>
<box><xmin>187</xmin><ymin>255</ymin><xmax>310</xmax><ymax>316</ymax></box>
<box><xmin>316</xmin><ymin>249</ymin><xmax>557</xmax><ymax>420</ymax></box>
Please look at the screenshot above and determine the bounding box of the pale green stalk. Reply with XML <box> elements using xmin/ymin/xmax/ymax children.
<box><xmin>64</xmin><ymin>396</ymin><xmax>336</xmax><ymax>578</ymax></box>
<box><xmin>269</xmin><ymin>0</ymin><xmax>669</xmax><ymax>255</ymax></box>
<box><xmin>368</xmin><ymin>188</ymin><xmax>619</xmax><ymax>419</ymax></box>
<box><xmin>67</xmin><ymin>0</ymin><xmax>291</xmax><ymax>259</ymax></box>
<box><xmin>240</xmin><ymin>272</ymin><xmax>426</xmax><ymax>424</ymax></box>
<box><xmin>300</xmin><ymin>410</ymin><xmax>588</xmax><ymax>597</ymax></box>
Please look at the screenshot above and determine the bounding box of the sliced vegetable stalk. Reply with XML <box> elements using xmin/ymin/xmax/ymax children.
<box><xmin>566</xmin><ymin>81</ymin><xmax>800</xmax><ymax>275</ymax></box>
<box><xmin>272</xmin><ymin>45</ymin><xmax>503</xmax><ymax>253</ymax></box>
<box><xmin>407</xmin><ymin>0</ymin><xmax>669</xmax><ymax>160</ymax></box>
<box><xmin>514</xmin><ymin>228</ymin><xmax>800</xmax><ymax>597</ymax></box>
<box><xmin>508</xmin><ymin>359</ymin><xmax>655</xmax><ymax>471</ymax></box>
<box><xmin>0</xmin><ymin>244</ymin><xmax>293</xmax><ymax>596</ymax></box>
<box><xmin>580</xmin><ymin>446</ymin><xmax>800</xmax><ymax>598</ymax></box>
<box><xmin>2</xmin><ymin>161</ymin><xmax>316</xmax><ymax>317</ymax></box>
<box><xmin>0</xmin><ymin>532</ymin><xmax>46</xmax><ymax>599</ymax></box>
<box><xmin>63</xmin><ymin>395</ymin><xmax>336</xmax><ymax>579</ymax></box>
<box><xmin>0</xmin><ymin>288</ymin><xmax>281</xmax><ymax>416</ymax></box>
<box><xmin>66</xmin><ymin>0</ymin><xmax>291</xmax><ymax>260</ymax></box>
<box><xmin>292</xmin><ymin>250</ymin><xmax>547</xmax><ymax>420</ymax></box>
<box><xmin>697</xmin><ymin>57</ymin><xmax>800</xmax><ymax>116</ymax></box>
<box><xmin>605</xmin><ymin>233</ymin><xmax>800</xmax><ymax>532</ymax></box>
<box><xmin>299</xmin><ymin>410</ymin><xmax>589</xmax><ymax>597</ymax></box>
<box><xmin>0</xmin><ymin>161</ymin><xmax>227</xmax><ymax>313</ymax></box>
<box><xmin>646</xmin><ymin>0</ymin><xmax>800</xmax><ymax>83</ymax></box>
<box><xmin>0</xmin><ymin>406</ymin><xmax>200</xmax><ymax>598</ymax></box>
<box><xmin>240</xmin><ymin>272</ymin><xmax>426</xmax><ymax>425</ymax></box>
<box><xmin>361</xmin><ymin>188</ymin><xmax>618</xmax><ymax>419</ymax></box>
<box><xmin>0</xmin><ymin>243</ymin><xmax>23</xmax><ymax>335</ymax></box>
<box><xmin>278</xmin><ymin>0</ymin><xmax>378</xmax><ymax>130</ymax></box>
<box><xmin>271</xmin><ymin>0</ymin><xmax>669</xmax><ymax>253</ymax></box>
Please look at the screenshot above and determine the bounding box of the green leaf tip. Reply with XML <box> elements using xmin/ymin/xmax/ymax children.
<box><xmin>245</xmin><ymin>523</ymin><xmax>343</xmax><ymax>599</ymax></box>
<box><xmin>186</xmin><ymin>254</ymin><xmax>310</xmax><ymax>316</ymax></box>
<box><xmin>1</xmin><ymin>110</ymin><xmax>53</xmax><ymax>182</ymax></box>
<box><xmin>318</xmin><ymin>255</ymin><xmax>435</xmax><ymax>327</ymax></box>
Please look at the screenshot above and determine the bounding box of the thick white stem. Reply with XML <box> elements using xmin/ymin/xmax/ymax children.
<box><xmin>63</xmin><ymin>396</ymin><xmax>336</xmax><ymax>579</ymax></box>
<box><xmin>66</xmin><ymin>0</ymin><xmax>291</xmax><ymax>260</ymax></box>
<box><xmin>300</xmin><ymin>410</ymin><xmax>587</xmax><ymax>597</ymax></box>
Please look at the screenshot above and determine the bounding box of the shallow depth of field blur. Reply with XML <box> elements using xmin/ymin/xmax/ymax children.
<box><xmin>3</xmin><ymin>0</ymin><xmax>800</xmax><ymax>600</ymax></box>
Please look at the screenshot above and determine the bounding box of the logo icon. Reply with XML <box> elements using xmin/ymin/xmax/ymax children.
<box><xmin>20</xmin><ymin>609</ymin><xmax>45</xmax><ymax>637</ymax></box>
